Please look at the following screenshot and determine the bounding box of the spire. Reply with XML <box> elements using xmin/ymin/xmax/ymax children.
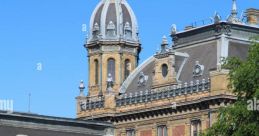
<box><xmin>231</xmin><ymin>0</ymin><xmax>237</xmax><ymax>17</ymax></box>
<box><xmin>227</xmin><ymin>0</ymin><xmax>241</xmax><ymax>24</ymax></box>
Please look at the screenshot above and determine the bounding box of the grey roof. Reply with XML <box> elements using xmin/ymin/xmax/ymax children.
<box><xmin>89</xmin><ymin>0</ymin><xmax>139</xmax><ymax>42</ymax></box>
<box><xmin>176</xmin><ymin>42</ymin><xmax>217</xmax><ymax>83</ymax></box>
<box><xmin>120</xmin><ymin>22</ymin><xmax>257</xmax><ymax>95</ymax></box>
<box><xmin>0</xmin><ymin>126</ymin><xmax>99</xmax><ymax>136</ymax></box>
<box><xmin>0</xmin><ymin>111</ymin><xmax>113</xmax><ymax>136</ymax></box>
<box><xmin>125</xmin><ymin>59</ymin><xmax>155</xmax><ymax>94</ymax></box>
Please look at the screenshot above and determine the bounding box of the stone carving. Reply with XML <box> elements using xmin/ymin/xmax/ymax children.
<box><xmin>138</xmin><ymin>72</ymin><xmax>148</xmax><ymax>87</ymax></box>
<box><xmin>214</xmin><ymin>24</ymin><xmax>231</xmax><ymax>35</ymax></box>
<box><xmin>193</xmin><ymin>61</ymin><xmax>204</xmax><ymax>77</ymax></box>
<box><xmin>214</xmin><ymin>12</ymin><xmax>221</xmax><ymax>24</ymax></box>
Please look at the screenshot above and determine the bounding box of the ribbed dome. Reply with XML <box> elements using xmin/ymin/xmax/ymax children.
<box><xmin>89</xmin><ymin>0</ymin><xmax>139</xmax><ymax>43</ymax></box>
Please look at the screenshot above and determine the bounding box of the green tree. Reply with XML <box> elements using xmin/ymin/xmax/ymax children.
<box><xmin>203</xmin><ymin>38</ymin><xmax>259</xmax><ymax>136</ymax></box>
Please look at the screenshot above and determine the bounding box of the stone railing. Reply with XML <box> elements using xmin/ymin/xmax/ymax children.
<box><xmin>116</xmin><ymin>79</ymin><xmax>210</xmax><ymax>107</ymax></box>
<box><xmin>79</xmin><ymin>96</ymin><xmax>105</xmax><ymax>111</ymax></box>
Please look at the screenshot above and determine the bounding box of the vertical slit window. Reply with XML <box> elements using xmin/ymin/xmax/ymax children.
<box><xmin>94</xmin><ymin>60</ymin><xmax>99</xmax><ymax>85</ymax></box>
<box><xmin>124</xmin><ymin>59</ymin><xmax>130</xmax><ymax>80</ymax></box>
<box><xmin>107</xmin><ymin>58</ymin><xmax>115</xmax><ymax>81</ymax></box>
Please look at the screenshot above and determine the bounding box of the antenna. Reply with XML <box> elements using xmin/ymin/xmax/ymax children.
<box><xmin>28</xmin><ymin>93</ymin><xmax>31</xmax><ymax>113</ymax></box>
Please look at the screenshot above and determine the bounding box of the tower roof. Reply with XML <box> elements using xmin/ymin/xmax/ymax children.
<box><xmin>88</xmin><ymin>0</ymin><xmax>139</xmax><ymax>43</ymax></box>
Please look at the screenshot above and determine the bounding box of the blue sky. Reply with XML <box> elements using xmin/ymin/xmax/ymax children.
<box><xmin>0</xmin><ymin>0</ymin><xmax>258</xmax><ymax>118</ymax></box>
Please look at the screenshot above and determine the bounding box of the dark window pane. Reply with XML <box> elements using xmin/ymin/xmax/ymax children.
<box><xmin>107</xmin><ymin>58</ymin><xmax>115</xmax><ymax>80</ymax></box>
<box><xmin>126</xmin><ymin>129</ymin><xmax>135</xmax><ymax>136</ymax></box>
<box><xmin>94</xmin><ymin>60</ymin><xmax>99</xmax><ymax>84</ymax></box>
<box><xmin>162</xmin><ymin>64</ymin><xmax>168</xmax><ymax>77</ymax></box>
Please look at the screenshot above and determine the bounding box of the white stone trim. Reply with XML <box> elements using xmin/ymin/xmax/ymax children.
<box><xmin>89</xmin><ymin>1</ymin><xmax>104</xmax><ymax>40</ymax></box>
<box><xmin>101</xmin><ymin>0</ymin><xmax>111</xmax><ymax>39</ymax></box>
<box><xmin>119</xmin><ymin>56</ymin><xmax>155</xmax><ymax>94</ymax></box>
<box><xmin>122</xmin><ymin>0</ymin><xmax>138</xmax><ymax>41</ymax></box>
<box><xmin>175</xmin><ymin>52</ymin><xmax>189</xmax><ymax>82</ymax></box>
<box><xmin>217</xmin><ymin>34</ymin><xmax>229</xmax><ymax>67</ymax></box>
<box><xmin>115</xmin><ymin>0</ymin><xmax>121</xmax><ymax>39</ymax></box>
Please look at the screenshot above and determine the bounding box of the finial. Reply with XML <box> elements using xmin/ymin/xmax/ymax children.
<box><xmin>214</xmin><ymin>12</ymin><xmax>221</xmax><ymax>24</ymax></box>
<box><xmin>171</xmin><ymin>24</ymin><xmax>177</xmax><ymax>35</ymax></box>
<box><xmin>79</xmin><ymin>80</ymin><xmax>85</xmax><ymax>96</ymax></box>
<box><xmin>160</xmin><ymin>36</ymin><xmax>168</xmax><ymax>53</ymax></box>
<box><xmin>162</xmin><ymin>35</ymin><xmax>168</xmax><ymax>45</ymax></box>
<box><xmin>232</xmin><ymin>0</ymin><xmax>237</xmax><ymax>16</ymax></box>
<box><xmin>227</xmin><ymin>0</ymin><xmax>241</xmax><ymax>23</ymax></box>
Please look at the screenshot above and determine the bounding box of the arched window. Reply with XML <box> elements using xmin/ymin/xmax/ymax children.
<box><xmin>94</xmin><ymin>59</ymin><xmax>99</xmax><ymax>85</ymax></box>
<box><xmin>162</xmin><ymin>64</ymin><xmax>168</xmax><ymax>78</ymax></box>
<box><xmin>107</xmin><ymin>58</ymin><xmax>115</xmax><ymax>80</ymax></box>
<box><xmin>124</xmin><ymin>59</ymin><xmax>131</xmax><ymax>80</ymax></box>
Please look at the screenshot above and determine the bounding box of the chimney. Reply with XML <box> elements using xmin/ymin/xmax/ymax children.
<box><xmin>246</xmin><ymin>8</ymin><xmax>259</xmax><ymax>25</ymax></box>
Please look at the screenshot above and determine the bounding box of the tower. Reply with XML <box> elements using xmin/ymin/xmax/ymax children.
<box><xmin>85</xmin><ymin>0</ymin><xmax>141</xmax><ymax>96</ymax></box>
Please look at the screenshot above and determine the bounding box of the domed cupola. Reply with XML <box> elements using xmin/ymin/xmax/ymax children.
<box><xmin>89</xmin><ymin>0</ymin><xmax>139</xmax><ymax>42</ymax></box>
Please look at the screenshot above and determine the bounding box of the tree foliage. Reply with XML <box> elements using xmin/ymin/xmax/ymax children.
<box><xmin>203</xmin><ymin>37</ymin><xmax>259</xmax><ymax>136</ymax></box>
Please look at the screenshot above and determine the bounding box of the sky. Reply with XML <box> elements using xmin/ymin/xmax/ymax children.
<box><xmin>0</xmin><ymin>0</ymin><xmax>258</xmax><ymax>118</ymax></box>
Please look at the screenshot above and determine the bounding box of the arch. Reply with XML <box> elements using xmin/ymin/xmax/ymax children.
<box><xmin>107</xmin><ymin>58</ymin><xmax>115</xmax><ymax>81</ymax></box>
<box><xmin>94</xmin><ymin>59</ymin><xmax>99</xmax><ymax>85</ymax></box>
<box><xmin>161</xmin><ymin>64</ymin><xmax>168</xmax><ymax>78</ymax></box>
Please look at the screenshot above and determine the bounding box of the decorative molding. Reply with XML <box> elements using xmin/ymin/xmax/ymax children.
<box><xmin>193</xmin><ymin>61</ymin><xmax>204</xmax><ymax>77</ymax></box>
<box><xmin>214</xmin><ymin>24</ymin><xmax>231</xmax><ymax>36</ymax></box>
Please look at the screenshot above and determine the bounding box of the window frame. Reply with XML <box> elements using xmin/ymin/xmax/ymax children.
<box><xmin>161</xmin><ymin>64</ymin><xmax>168</xmax><ymax>78</ymax></box>
<box><xmin>157</xmin><ymin>125</ymin><xmax>167</xmax><ymax>136</ymax></box>
<box><xmin>107</xmin><ymin>58</ymin><xmax>116</xmax><ymax>81</ymax></box>
<box><xmin>126</xmin><ymin>129</ymin><xmax>135</xmax><ymax>136</ymax></box>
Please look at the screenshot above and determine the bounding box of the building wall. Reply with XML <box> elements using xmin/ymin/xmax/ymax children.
<box><xmin>88</xmin><ymin>49</ymin><xmax>138</xmax><ymax>96</ymax></box>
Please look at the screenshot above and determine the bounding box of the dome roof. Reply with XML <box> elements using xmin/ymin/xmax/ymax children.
<box><xmin>89</xmin><ymin>0</ymin><xmax>139</xmax><ymax>43</ymax></box>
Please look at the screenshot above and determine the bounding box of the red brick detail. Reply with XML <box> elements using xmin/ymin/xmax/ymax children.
<box><xmin>140</xmin><ymin>130</ymin><xmax>152</xmax><ymax>136</ymax></box>
<box><xmin>172</xmin><ymin>125</ymin><xmax>185</xmax><ymax>136</ymax></box>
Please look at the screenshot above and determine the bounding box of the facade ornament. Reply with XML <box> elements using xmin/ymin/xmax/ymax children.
<box><xmin>79</xmin><ymin>80</ymin><xmax>85</xmax><ymax>96</ymax></box>
<box><xmin>160</xmin><ymin>36</ymin><xmax>169</xmax><ymax>54</ymax></box>
<box><xmin>193</xmin><ymin>61</ymin><xmax>204</xmax><ymax>77</ymax></box>
<box><xmin>107</xmin><ymin>21</ymin><xmax>116</xmax><ymax>37</ymax></box>
<box><xmin>214</xmin><ymin>23</ymin><xmax>232</xmax><ymax>35</ymax></box>
<box><xmin>106</xmin><ymin>73</ymin><xmax>114</xmax><ymax>93</ymax></box>
<box><xmin>214</xmin><ymin>12</ymin><xmax>221</xmax><ymax>24</ymax></box>
<box><xmin>171</xmin><ymin>24</ymin><xmax>177</xmax><ymax>35</ymax></box>
<box><xmin>93</xmin><ymin>22</ymin><xmax>100</xmax><ymax>31</ymax></box>
<box><xmin>124</xmin><ymin>22</ymin><xmax>132</xmax><ymax>39</ymax></box>
<box><xmin>92</xmin><ymin>22</ymin><xmax>100</xmax><ymax>39</ymax></box>
<box><xmin>138</xmin><ymin>72</ymin><xmax>148</xmax><ymax>87</ymax></box>
<box><xmin>107</xmin><ymin>21</ymin><xmax>116</xmax><ymax>30</ymax></box>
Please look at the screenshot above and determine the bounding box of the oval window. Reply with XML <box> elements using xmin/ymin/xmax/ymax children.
<box><xmin>162</xmin><ymin>64</ymin><xmax>168</xmax><ymax>77</ymax></box>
